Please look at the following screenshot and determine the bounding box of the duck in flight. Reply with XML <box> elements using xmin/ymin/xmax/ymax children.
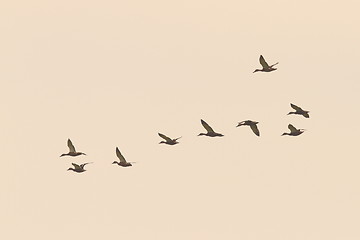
<box><xmin>67</xmin><ymin>162</ymin><xmax>92</xmax><ymax>173</ymax></box>
<box><xmin>253</xmin><ymin>55</ymin><xmax>278</xmax><ymax>73</ymax></box>
<box><xmin>60</xmin><ymin>139</ymin><xmax>86</xmax><ymax>157</ymax></box>
<box><xmin>236</xmin><ymin>120</ymin><xmax>260</xmax><ymax>136</ymax></box>
<box><xmin>198</xmin><ymin>119</ymin><xmax>224</xmax><ymax>137</ymax></box>
<box><xmin>112</xmin><ymin>147</ymin><xmax>133</xmax><ymax>167</ymax></box>
<box><xmin>287</xmin><ymin>103</ymin><xmax>310</xmax><ymax>118</ymax></box>
<box><xmin>282</xmin><ymin>124</ymin><xmax>305</xmax><ymax>136</ymax></box>
<box><xmin>158</xmin><ymin>133</ymin><xmax>181</xmax><ymax>145</ymax></box>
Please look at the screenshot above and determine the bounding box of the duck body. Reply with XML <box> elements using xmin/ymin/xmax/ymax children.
<box><xmin>160</xmin><ymin>141</ymin><xmax>178</xmax><ymax>145</ymax></box>
<box><xmin>112</xmin><ymin>161</ymin><xmax>132</xmax><ymax>167</ymax></box>
<box><xmin>60</xmin><ymin>152</ymin><xmax>85</xmax><ymax>157</ymax></box>
<box><xmin>253</xmin><ymin>68</ymin><xmax>277</xmax><ymax>73</ymax></box>
<box><xmin>67</xmin><ymin>163</ymin><xmax>91</xmax><ymax>173</ymax></box>
<box><xmin>198</xmin><ymin>132</ymin><xmax>224</xmax><ymax>137</ymax></box>
<box><xmin>282</xmin><ymin>131</ymin><xmax>304</xmax><ymax>136</ymax></box>
<box><xmin>67</xmin><ymin>167</ymin><xmax>86</xmax><ymax>173</ymax></box>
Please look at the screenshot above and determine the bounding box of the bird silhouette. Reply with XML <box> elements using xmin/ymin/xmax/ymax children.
<box><xmin>67</xmin><ymin>162</ymin><xmax>92</xmax><ymax>173</ymax></box>
<box><xmin>158</xmin><ymin>133</ymin><xmax>181</xmax><ymax>145</ymax></box>
<box><xmin>112</xmin><ymin>147</ymin><xmax>133</xmax><ymax>167</ymax></box>
<box><xmin>282</xmin><ymin>124</ymin><xmax>305</xmax><ymax>136</ymax></box>
<box><xmin>60</xmin><ymin>139</ymin><xmax>86</xmax><ymax>157</ymax></box>
<box><xmin>287</xmin><ymin>103</ymin><xmax>310</xmax><ymax>118</ymax></box>
<box><xmin>236</xmin><ymin>120</ymin><xmax>260</xmax><ymax>136</ymax></box>
<box><xmin>253</xmin><ymin>55</ymin><xmax>278</xmax><ymax>73</ymax></box>
<box><xmin>198</xmin><ymin>119</ymin><xmax>224</xmax><ymax>137</ymax></box>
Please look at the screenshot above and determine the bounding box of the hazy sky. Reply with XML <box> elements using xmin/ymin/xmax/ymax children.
<box><xmin>2</xmin><ymin>1</ymin><xmax>360</xmax><ymax>239</ymax></box>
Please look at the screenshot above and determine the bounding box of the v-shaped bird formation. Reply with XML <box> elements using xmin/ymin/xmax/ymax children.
<box><xmin>61</xmin><ymin>55</ymin><xmax>310</xmax><ymax>173</ymax></box>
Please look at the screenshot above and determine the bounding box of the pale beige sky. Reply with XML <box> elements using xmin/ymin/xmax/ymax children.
<box><xmin>1</xmin><ymin>1</ymin><xmax>360</xmax><ymax>239</ymax></box>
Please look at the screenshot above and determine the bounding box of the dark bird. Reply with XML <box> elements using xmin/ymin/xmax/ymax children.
<box><xmin>236</xmin><ymin>120</ymin><xmax>260</xmax><ymax>136</ymax></box>
<box><xmin>158</xmin><ymin>133</ymin><xmax>181</xmax><ymax>145</ymax></box>
<box><xmin>112</xmin><ymin>147</ymin><xmax>133</xmax><ymax>167</ymax></box>
<box><xmin>67</xmin><ymin>162</ymin><xmax>92</xmax><ymax>173</ymax></box>
<box><xmin>282</xmin><ymin>124</ymin><xmax>305</xmax><ymax>136</ymax></box>
<box><xmin>60</xmin><ymin>139</ymin><xmax>86</xmax><ymax>157</ymax></box>
<box><xmin>253</xmin><ymin>55</ymin><xmax>278</xmax><ymax>73</ymax></box>
<box><xmin>198</xmin><ymin>119</ymin><xmax>224</xmax><ymax>137</ymax></box>
<box><xmin>287</xmin><ymin>103</ymin><xmax>310</xmax><ymax>118</ymax></box>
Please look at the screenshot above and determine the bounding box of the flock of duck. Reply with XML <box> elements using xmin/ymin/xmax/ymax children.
<box><xmin>61</xmin><ymin>55</ymin><xmax>310</xmax><ymax>173</ymax></box>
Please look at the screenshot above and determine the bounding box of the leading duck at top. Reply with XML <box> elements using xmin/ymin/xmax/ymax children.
<box><xmin>253</xmin><ymin>55</ymin><xmax>278</xmax><ymax>73</ymax></box>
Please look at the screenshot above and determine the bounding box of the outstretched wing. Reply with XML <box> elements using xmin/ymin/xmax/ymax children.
<box><xmin>250</xmin><ymin>124</ymin><xmax>260</xmax><ymax>136</ymax></box>
<box><xmin>237</xmin><ymin>121</ymin><xmax>245</xmax><ymax>126</ymax></box>
<box><xmin>174</xmin><ymin>136</ymin><xmax>182</xmax><ymax>141</ymax></box>
<box><xmin>259</xmin><ymin>55</ymin><xmax>270</xmax><ymax>69</ymax></box>
<box><xmin>158</xmin><ymin>133</ymin><xmax>172</xmax><ymax>142</ymax></box>
<box><xmin>116</xmin><ymin>147</ymin><xmax>127</xmax><ymax>163</ymax></box>
<box><xmin>290</xmin><ymin>103</ymin><xmax>303</xmax><ymax>112</ymax></box>
<box><xmin>288</xmin><ymin>124</ymin><xmax>298</xmax><ymax>133</ymax></box>
<box><xmin>201</xmin><ymin>119</ymin><xmax>215</xmax><ymax>133</ymax></box>
<box><xmin>67</xmin><ymin>139</ymin><xmax>76</xmax><ymax>153</ymax></box>
<box><xmin>71</xmin><ymin>163</ymin><xmax>81</xmax><ymax>170</ymax></box>
<box><xmin>270</xmin><ymin>62</ymin><xmax>279</xmax><ymax>68</ymax></box>
<box><xmin>80</xmin><ymin>162</ymin><xmax>92</xmax><ymax>169</ymax></box>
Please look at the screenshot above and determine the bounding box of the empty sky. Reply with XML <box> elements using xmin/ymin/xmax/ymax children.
<box><xmin>1</xmin><ymin>0</ymin><xmax>360</xmax><ymax>239</ymax></box>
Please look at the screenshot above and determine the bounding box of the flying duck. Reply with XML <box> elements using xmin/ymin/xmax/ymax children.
<box><xmin>158</xmin><ymin>133</ymin><xmax>181</xmax><ymax>145</ymax></box>
<box><xmin>60</xmin><ymin>139</ymin><xmax>86</xmax><ymax>157</ymax></box>
<box><xmin>236</xmin><ymin>120</ymin><xmax>260</xmax><ymax>136</ymax></box>
<box><xmin>198</xmin><ymin>119</ymin><xmax>224</xmax><ymax>137</ymax></box>
<box><xmin>112</xmin><ymin>147</ymin><xmax>132</xmax><ymax>167</ymax></box>
<box><xmin>253</xmin><ymin>55</ymin><xmax>278</xmax><ymax>73</ymax></box>
<box><xmin>287</xmin><ymin>103</ymin><xmax>310</xmax><ymax>118</ymax></box>
<box><xmin>67</xmin><ymin>162</ymin><xmax>92</xmax><ymax>173</ymax></box>
<box><xmin>282</xmin><ymin>124</ymin><xmax>305</xmax><ymax>136</ymax></box>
